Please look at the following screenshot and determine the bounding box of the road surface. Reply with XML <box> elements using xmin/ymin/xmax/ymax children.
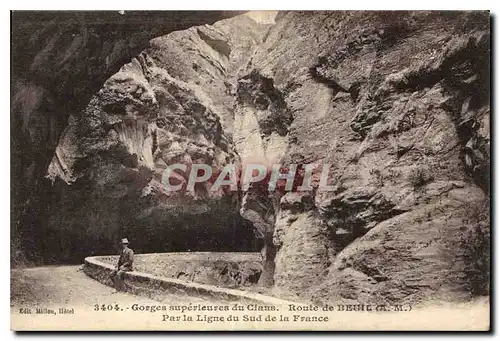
<box><xmin>11</xmin><ymin>265</ymin><xmax>218</xmax><ymax>310</ymax></box>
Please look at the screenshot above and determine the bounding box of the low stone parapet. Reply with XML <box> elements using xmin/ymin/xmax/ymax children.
<box><xmin>84</xmin><ymin>256</ymin><xmax>295</xmax><ymax>306</ymax></box>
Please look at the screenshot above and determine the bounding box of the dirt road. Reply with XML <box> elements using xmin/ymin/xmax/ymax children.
<box><xmin>11</xmin><ymin>265</ymin><xmax>215</xmax><ymax>310</ymax></box>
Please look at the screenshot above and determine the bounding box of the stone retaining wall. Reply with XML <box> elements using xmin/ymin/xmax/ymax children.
<box><xmin>95</xmin><ymin>252</ymin><xmax>262</xmax><ymax>288</ymax></box>
<box><xmin>84</xmin><ymin>256</ymin><xmax>295</xmax><ymax>306</ymax></box>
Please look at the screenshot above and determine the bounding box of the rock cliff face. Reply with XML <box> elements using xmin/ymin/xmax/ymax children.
<box><xmin>13</xmin><ymin>11</ymin><xmax>490</xmax><ymax>305</ymax></box>
<box><xmin>35</xmin><ymin>13</ymin><xmax>273</xmax><ymax>262</ymax></box>
<box><xmin>234</xmin><ymin>11</ymin><xmax>490</xmax><ymax>304</ymax></box>
<box><xmin>11</xmin><ymin>11</ymin><xmax>246</xmax><ymax>263</ymax></box>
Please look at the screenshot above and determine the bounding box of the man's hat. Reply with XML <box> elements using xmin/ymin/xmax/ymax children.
<box><xmin>120</xmin><ymin>238</ymin><xmax>129</xmax><ymax>244</ymax></box>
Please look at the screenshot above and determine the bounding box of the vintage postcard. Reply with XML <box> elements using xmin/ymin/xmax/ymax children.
<box><xmin>10</xmin><ymin>10</ymin><xmax>491</xmax><ymax>331</ymax></box>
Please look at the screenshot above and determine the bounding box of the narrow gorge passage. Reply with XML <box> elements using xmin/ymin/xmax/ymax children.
<box><xmin>12</xmin><ymin>10</ymin><xmax>490</xmax><ymax>309</ymax></box>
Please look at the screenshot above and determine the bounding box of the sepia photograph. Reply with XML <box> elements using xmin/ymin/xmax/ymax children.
<box><xmin>10</xmin><ymin>9</ymin><xmax>491</xmax><ymax>331</ymax></box>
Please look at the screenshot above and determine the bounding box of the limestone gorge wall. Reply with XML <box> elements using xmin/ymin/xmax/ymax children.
<box><xmin>11</xmin><ymin>11</ymin><xmax>245</xmax><ymax>264</ymax></box>
<box><xmin>235</xmin><ymin>11</ymin><xmax>490</xmax><ymax>305</ymax></box>
<box><xmin>43</xmin><ymin>13</ymin><xmax>273</xmax><ymax>261</ymax></box>
<box><xmin>23</xmin><ymin>11</ymin><xmax>489</xmax><ymax>305</ymax></box>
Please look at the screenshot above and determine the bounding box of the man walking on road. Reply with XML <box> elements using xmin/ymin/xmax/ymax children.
<box><xmin>110</xmin><ymin>238</ymin><xmax>134</xmax><ymax>292</ymax></box>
